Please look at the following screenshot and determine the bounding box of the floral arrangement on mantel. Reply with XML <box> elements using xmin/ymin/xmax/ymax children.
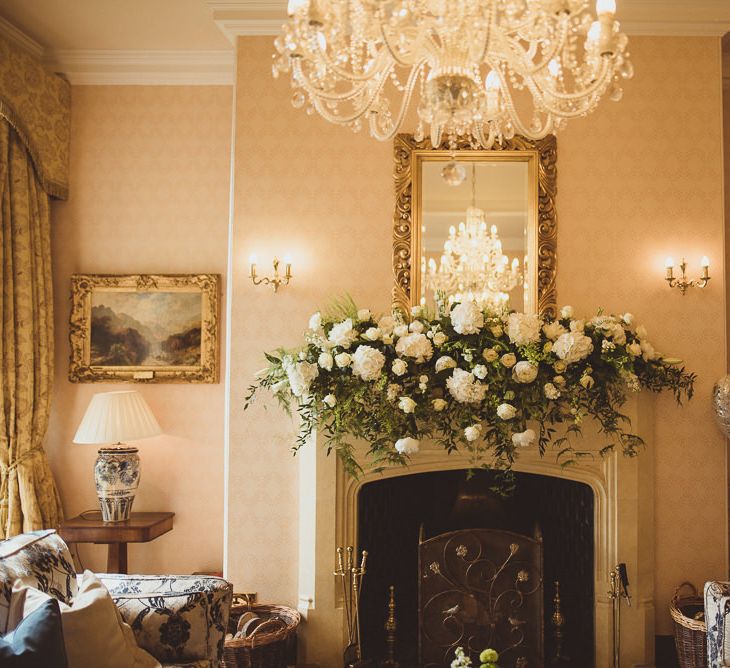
<box><xmin>245</xmin><ymin>297</ymin><xmax>695</xmax><ymax>483</ymax></box>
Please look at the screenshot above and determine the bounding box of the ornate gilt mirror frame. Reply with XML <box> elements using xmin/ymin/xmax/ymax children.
<box><xmin>392</xmin><ymin>134</ymin><xmax>557</xmax><ymax>318</ymax></box>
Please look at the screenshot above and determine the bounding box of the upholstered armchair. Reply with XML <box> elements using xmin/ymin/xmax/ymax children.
<box><xmin>705</xmin><ymin>580</ymin><xmax>730</xmax><ymax>668</ymax></box>
<box><xmin>0</xmin><ymin>529</ymin><xmax>232</xmax><ymax>668</ymax></box>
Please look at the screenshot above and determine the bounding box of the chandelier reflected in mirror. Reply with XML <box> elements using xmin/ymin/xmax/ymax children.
<box><xmin>425</xmin><ymin>164</ymin><xmax>523</xmax><ymax>307</ymax></box>
<box><xmin>273</xmin><ymin>0</ymin><xmax>633</xmax><ymax>148</ymax></box>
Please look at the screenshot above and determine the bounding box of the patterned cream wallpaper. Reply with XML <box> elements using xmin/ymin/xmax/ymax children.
<box><xmin>227</xmin><ymin>36</ymin><xmax>727</xmax><ymax>635</ymax></box>
<box><xmin>49</xmin><ymin>85</ymin><xmax>232</xmax><ymax>575</ymax></box>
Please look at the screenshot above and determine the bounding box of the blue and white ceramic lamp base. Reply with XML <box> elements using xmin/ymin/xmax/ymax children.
<box><xmin>94</xmin><ymin>446</ymin><xmax>141</xmax><ymax>522</ymax></box>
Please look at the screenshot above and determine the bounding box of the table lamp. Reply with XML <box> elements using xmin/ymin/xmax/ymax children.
<box><xmin>73</xmin><ymin>390</ymin><xmax>162</xmax><ymax>522</ymax></box>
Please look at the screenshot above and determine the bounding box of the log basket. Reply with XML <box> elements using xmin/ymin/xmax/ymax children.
<box><xmin>670</xmin><ymin>581</ymin><xmax>707</xmax><ymax>668</ymax></box>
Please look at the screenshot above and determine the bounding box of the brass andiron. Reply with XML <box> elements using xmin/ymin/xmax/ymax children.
<box><xmin>550</xmin><ymin>581</ymin><xmax>569</xmax><ymax>664</ymax></box>
<box><xmin>335</xmin><ymin>546</ymin><xmax>368</xmax><ymax>666</ymax></box>
<box><xmin>608</xmin><ymin>563</ymin><xmax>632</xmax><ymax>668</ymax></box>
<box><xmin>382</xmin><ymin>585</ymin><xmax>399</xmax><ymax>667</ymax></box>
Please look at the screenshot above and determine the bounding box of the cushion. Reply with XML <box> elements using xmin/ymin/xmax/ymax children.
<box><xmin>8</xmin><ymin>570</ymin><xmax>160</xmax><ymax>668</ymax></box>
<box><xmin>0</xmin><ymin>597</ymin><xmax>67</xmax><ymax>667</ymax></box>
<box><xmin>113</xmin><ymin>591</ymin><xmax>210</xmax><ymax>664</ymax></box>
<box><xmin>0</xmin><ymin>530</ymin><xmax>77</xmax><ymax>633</ymax></box>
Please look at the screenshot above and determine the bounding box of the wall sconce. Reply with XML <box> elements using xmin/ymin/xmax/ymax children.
<box><xmin>665</xmin><ymin>256</ymin><xmax>710</xmax><ymax>295</ymax></box>
<box><xmin>249</xmin><ymin>254</ymin><xmax>292</xmax><ymax>293</ymax></box>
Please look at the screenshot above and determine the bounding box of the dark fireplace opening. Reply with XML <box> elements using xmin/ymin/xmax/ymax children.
<box><xmin>357</xmin><ymin>469</ymin><xmax>594</xmax><ymax>667</ymax></box>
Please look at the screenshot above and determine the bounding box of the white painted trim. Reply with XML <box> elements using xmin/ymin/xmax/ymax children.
<box><xmin>46</xmin><ymin>49</ymin><xmax>234</xmax><ymax>85</ymax></box>
<box><xmin>0</xmin><ymin>15</ymin><xmax>44</xmax><ymax>58</ymax></box>
<box><xmin>214</xmin><ymin>18</ymin><xmax>283</xmax><ymax>41</ymax></box>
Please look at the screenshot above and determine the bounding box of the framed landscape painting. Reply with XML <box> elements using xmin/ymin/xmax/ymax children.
<box><xmin>69</xmin><ymin>274</ymin><xmax>220</xmax><ymax>383</ymax></box>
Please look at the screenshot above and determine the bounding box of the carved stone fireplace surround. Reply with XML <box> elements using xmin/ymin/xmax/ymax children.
<box><xmin>296</xmin><ymin>395</ymin><xmax>655</xmax><ymax>668</ymax></box>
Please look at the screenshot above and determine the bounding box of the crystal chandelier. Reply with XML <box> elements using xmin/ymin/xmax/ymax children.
<box><xmin>273</xmin><ymin>0</ymin><xmax>633</xmax><ymax>148</ymax></box>
<box><xmin>425</xmin><ymin>165</ymin><xmax>522</xmax><ymax>306</ymax></box>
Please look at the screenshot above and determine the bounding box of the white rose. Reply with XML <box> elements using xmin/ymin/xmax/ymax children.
<box><xmin>378</xmin><ymin>316</ymin><xmax>396</xmax><ymax>335</ymax></box>
<box><xmin>409</xmin><ymin>320</ymin><xmax>425</xmax><ymax>333</ymax></box>
<box><xmin>392</xmin><ymin>359</ymin><xmax>408</xmax><ymax>376</ymax></box>
<box><xmin>580</xmin><ymin>375</ymin><xmax>595</xmax><ymax>389</ymax></box>
<box><xmin>609</xmin><ymin>323</ymin><xmax>626</xmax><ymax>345</ymax></box>
<box><xmin>432</xmin><ymin>398</ymin><xmax>448</xmax><ymax>412</ymax></box>
<box><xmin>335</xmin><ymin>352</ymin><xmax>352</xmax><ymax>368</ymax></box>
<box><xmin>553</xmin><ymin>332</ymin><xmax>594</xmax><ymax>364</ymax></box>
<box><xmin>627</xmin><ymin>342</ymin><xmax>641</xmax><ymax>357</ymax></box>
<box><xmin>636</xmin><ymin>325</ymin><xmax>648</xmax><ymax>340</ymax></box>
<box><xmin>506</xmin><ymin>313</ymin><xmax>542</xmax><ymax>346</ymax></box>
<box><xmin>357</xmin><ymin>308</ymin><xmax>371</xmax><ymax>321</ymax></box>
<box><xmin>497</xmin><ymin>403</ymin><xmax>517</xmax><ymax>420</ymax></box>
<box><xmin>394</xmin><ymin>324</ymin><xmax>409</xmax><ymax>338</ymax></box>
<box><xmin>398</xmin><ymin>396</ymin><xmax>417</xmax><ymax>414</ymax></box>
<box><xmin>323</xmin><ymin>394</ymin><xmax>337</xmax><ymax>407</ymax></box>
<box><xmin>501</xmin><ymin>353</ymin><xmax>517</xmax><ymax>368</ymax></box>
<box><xmin>351</xmin><ymin>345</ymin><xmax>386</xmax><ymax>381</ymax></box>
<box><xmin>640</xmin><ymin>340</ymin><xmax>657</xmax><ymax>361</ymax></box>
<box><xmin>543</xmin><ymin>321</ymin><xmax>567</xmax><ymax>341</ymax></box>
<box><xmin>560</xmin><ymin>305</ymin><xmax>574</xmax><ymax>319</ymax></box>
<box><xmin>318</xmin><ymin>352</ymin><xmax>333</xmax><ymax>371</ymax></box>
<box><xmin>622</xmin><ymin>313</ymin><xmax>634</xmax><ymax>326</ymax></box>
<box><xmin>512</xmin><ymin>361</ymin><xmax>538</xmax><ymax>384</ymax></box>
<box><xmin>446</xmin><ymin>368</ymin><xmax>488</xmax><ymax>404</ymax></box>
<box><xmin>328</xmin><ymin>319</ymin><xmax>358</xmax><ymax>349</ymax></box>
<box><xmin>284</xmin><ymin>359</ymin><xmax>319</xmax><ymax>397</ymax></box>
<box><xmin>512</xmin><ymin>428</ymin><xmax>536</xmax><ymax>448</ymax></box>
<box><xmin>544</xmin><ymin>382</ymin><xmax>560</xmax><ymax>400</ymax></box>
<box><xmin>569</xmin><ymin>319</ymin><xmax>585</xmax><ymax>332</ymax></box>
<box><xmin>433</xmin><ymin>331</ymin><xmax>447</xmax><ymax>346</ymax></box>
<box><xmin>309</xmin><ymin>312</ymin><xmax>323</xmax><ymax>332</ymax></box>
<box><xmin>395</xmin><ymin>332</ymin><xmax>434</xmax><ymax>362</ymax></box>
<box><xmin>464</xmin><ymin>424</ymin><xmax>482</xmax><ymax>442</ymax></box>
<box><xmin>386</xmin><ymin>383</ymin><xmax>401</xmax><ymax>401</ymax></box>
<box><xmin>483</xmin><ymin>348</ymin><xmax>499</xmax><ymax>362</ymax></box>
<box><xmin>395</xmin><ymin>437</ymin><xmax>419</xmax><ymax>455</ymax></box>
<box><xmin>364</xmin><ymin>327</ymin><xmax>381</xmax><ymax>341</ymax></box>
<box><xmin>435</xmin><ymin>356</ymin><xmax>457</xmax><ymax>372</ymax></box>
<box><xmin>472</xmin><ymin>364</ymin><xmax>488</xmax><ymax>380</ymax></box>
<box><xmin>450</xmin><ymin>301</ymin><xmax>484</xmax><ymax>335</ymax></box>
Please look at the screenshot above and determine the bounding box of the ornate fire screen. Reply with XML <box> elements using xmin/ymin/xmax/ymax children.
<box><xmin>419</xmin><ymin>529</ymin><xmax>543</xmax><ymax>667</ymax></box>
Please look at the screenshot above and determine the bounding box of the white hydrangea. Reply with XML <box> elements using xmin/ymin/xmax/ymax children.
<box><xmin>318</xmin><ymin>352</ymin><xmax>333</xmax><ymax>371</ymax></box>
<box><xmin>328</xmin><ymin>319</ymin><xmax>358</xmax><ymax>349</ymax></box>
<box><xmin>394</xmin><ymin>324</ymin><xmax>409</xmax><ymax>338</ymax></box>
<box><xmin>395</xmin><ymin>437</ymin><xmax>419</xmax><ymax>455</ymax></box>
<box><xmin>351</xmin><ymin>345</ymin><xmax>385</xmax><ymax>381</ymax></box>
<box><xmin>569</xmin><ymin>319</ymin><xmax>585</xmax><ymax>332</ymax></box>
<box><xmin>512</xmin><ymin>361</ymin><xmax>538</xmax><ymax>384</ymax></box>
<box><xmin>284</xmin><ymin>359</ymin><xmax>319</xmax><ymax>397</ymax></box>
<box><xmin>553</xmin><ymin>332</ymin><xmax>594</xmax><ymax>364</ymax></box>
<box><xmin>392</xmin><ymin>359</ymin><xmax>408</xmax><ymax>376</ymax></box>
<box><xmin>497</xmin><ymin>403</ymin><xmax>517</xmax><ymax>420</ymax></box>
<box><xmin>506</xmin><ymin>312</ymin><xmax>542</xmax><ymax>346</ymax></box>
<box><xmin>446</xmin><ymin>368</ymin><xmax>488</xmax><ymax>404</ymax></box>
<box><xmin>512</xmin><ymin>428</ymin><xmax>536</xmax><ymax>448</ymax></box>
<box><xmin>544</xmin><ymin>383</ymin><xmax>560</xmax><ymax>400</ymax></box>
<box><xmin>395</xmin><ymin>332</ymin><xmax>434</xmax><ymax>362</ymax></box>
<box><xmin>435</xmin><ymin>356</ymin><xmax>457</xmax><ymax>372</ymax></box>
<box><xmin>409</xmin><ymin>321</ymin><xmax>425</xmax><ymax>333</ymax></box>
<box><xmin>543</xmin><ymin>321</ymin><xmax>567</xmax><ymax>341</ymax></box>
<box><xmin>450</xmin><ymin>301</ymin><xmax>484</xmax><ymax>335</ymax></box>
<box><xmin>398</xmin><ymin>396</ymin><xmax>417</xmax><ymax>413</ymax></box>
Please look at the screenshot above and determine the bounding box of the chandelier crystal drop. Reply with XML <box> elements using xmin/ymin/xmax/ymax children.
<box><xmin>273</xmin><ymin>0</ymin><xmax>633</xmax><ymax>148</ymax></box>
<box><xmin>425</xmin><ymin>165</ymin><xmax>523</xmax><ymax>307</ymax></box>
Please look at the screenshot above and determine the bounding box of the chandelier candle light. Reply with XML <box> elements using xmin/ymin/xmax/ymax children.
<box><xmin>273</xmin><ymin>0</ymin><xmax>633</xmax><ymax>148</ymax></box>
<box><xmin>665</xmin><ymin>256</ymin><xmax>711</xmax><ymax>295</ymax></box>
<box><xmin>249</xmin><ymin>254</ymin><xmax>293</xmax><ymax>293</ymax></box>
<box><xmin>73</xmin><ymin>391</ymin><xmax>162</xmax><ymax>522</ymax></box>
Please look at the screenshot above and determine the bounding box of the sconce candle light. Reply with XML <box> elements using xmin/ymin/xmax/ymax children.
<box><xmin>249</xmin><ymin>254</ymin><xmax>292</xmax><ymax>293</ymax></box>
<box><xmin>665</xmin><ymin>256</ymin><xmax>710</xmax><ymax>295</ymax></box>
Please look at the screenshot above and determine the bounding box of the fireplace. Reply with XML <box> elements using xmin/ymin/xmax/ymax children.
<box><xmin>357</xmin><ymin>470</ymin><xmax>594</xmax><ymax>666</ymax></box>
<box><xmin>295</xmin><ymin>395</ymin><xmax>655</xmax><ymax>668</ymax></box>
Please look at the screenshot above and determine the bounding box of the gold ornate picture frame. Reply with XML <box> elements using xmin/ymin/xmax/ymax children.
<box><xmin>392</xmin><ymin>133</ymin><xmax>558</xmax><ymax>318</ymax></box>
<box><xmin>69</xmin><ymin>274</ymin><xmax>220</xmax><ymax>384</ymax></box>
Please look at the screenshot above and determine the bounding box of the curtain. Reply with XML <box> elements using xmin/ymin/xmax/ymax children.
<box><xmin>0</xmin><ymin>120</ymin><xmax>63</xmax><ymax>535</ymax></box>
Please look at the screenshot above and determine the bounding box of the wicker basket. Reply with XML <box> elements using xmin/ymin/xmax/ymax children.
<box><xmin>222</xmin><ymin>597</ymin><xmax>301</xmax><ymax>668</ymax></box>
<box><xmin>670</xmin><ymin>582</ymin><xmax>707</xmax><ymax>668</ymax></box>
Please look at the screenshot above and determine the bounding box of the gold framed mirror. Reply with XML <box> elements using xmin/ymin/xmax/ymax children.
<box><xmin>392</xmin><ymin>134</ymin><xmax>557</xmax><ymax>318</ymax></box>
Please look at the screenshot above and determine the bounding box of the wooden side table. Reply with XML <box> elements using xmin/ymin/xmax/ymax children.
<box><xmin>59</xmin><ymin>511</ymin><xmax>174</xmax><ymax>574</ymax></box>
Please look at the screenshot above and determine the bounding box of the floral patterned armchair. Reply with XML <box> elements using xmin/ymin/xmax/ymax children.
<box><xmin>705</xmin><ymin>581</ymin><xmax>730</xmax><ymax>668</ymax></box>
<box><xmin>0</xmin><ymin>529</ymin><xmax>232</xmax><ymax>668</ymax></box>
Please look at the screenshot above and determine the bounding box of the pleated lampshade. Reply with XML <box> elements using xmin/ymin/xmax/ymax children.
<box><xmin>73</xmin><ymin>391</ymin><xmax>162</xmax><ymax>445</ymax></box>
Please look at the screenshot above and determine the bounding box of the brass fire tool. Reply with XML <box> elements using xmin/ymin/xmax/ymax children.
<box><xmin>334</xmin><ymin>546</ymin><xmax>368</xmax><ymax>666</ymax></box>
<box><xmin>550</xmin><ymin>581</ymin><xmax>569</xmax><ymax>663</ymax></box>
<box><xmin>608</xmin><ymin>563</ymin><xmax>631</xmax><ymax>668</ymax></box>
<box><xmin>382</xmin><ymin>585</ymin><xmax>399</xmax><ymax>667</ymax></box>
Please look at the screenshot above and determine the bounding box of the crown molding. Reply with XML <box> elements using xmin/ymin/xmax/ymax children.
<box><xmin>46</xmin><ymin>49</ymin><xmax>234</xmax><ymax>85</ymax></box>
<box><xmin>0</xmin><ymin>15</ymin><xmax>44</xmax><ymax>58</ymax></box>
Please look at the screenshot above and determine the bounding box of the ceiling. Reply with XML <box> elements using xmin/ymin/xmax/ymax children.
<box><xmin>0</xmin><ymin>0</ymin><xmax>728</xmax><ymax>84</ymax></box>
